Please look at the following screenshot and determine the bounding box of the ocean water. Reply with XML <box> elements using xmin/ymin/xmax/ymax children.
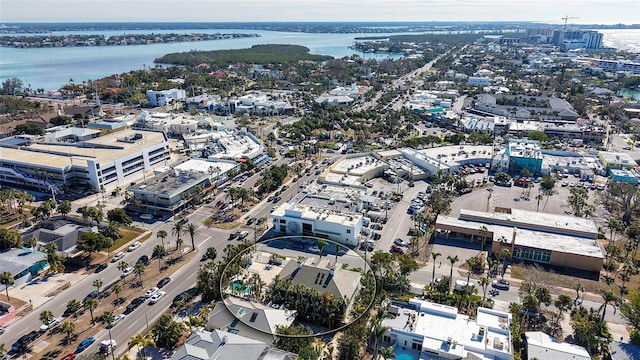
<box><xmin>0</xmin><ymin>28</ymin><xmax>637</xmax><ymax>92</ymax></box>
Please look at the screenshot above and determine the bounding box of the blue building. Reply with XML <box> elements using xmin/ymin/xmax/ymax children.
<box><xmin>0</xmin><ymin>248</ymin><xmax>48</xmax><ymax>289</ymax></box>
<box><xmin>506</xmin><ymin>139</ymin><xmax>543</xmax><ymax>175</ymax></box>
<box><xmin>609</xmin><ymin>168</ymin><xmax>639</xmax><ymax>185</ymax></box>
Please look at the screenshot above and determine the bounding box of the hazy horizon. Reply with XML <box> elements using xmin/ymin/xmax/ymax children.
<box><xmin>2</xmin><ymin>0</ymin><xmax>639</xmax><ymax>25</ymax></box>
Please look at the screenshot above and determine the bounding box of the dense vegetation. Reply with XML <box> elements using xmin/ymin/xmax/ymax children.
<box><xmin>155</xmin><ymin>44</ymin><xmax>333</xmax><ymax>67</ymax></box>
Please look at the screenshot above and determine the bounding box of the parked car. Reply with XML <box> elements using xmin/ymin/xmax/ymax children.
<box><xmin>125</xmin><ymin>297</ymin><xmax>146</xmax><ymax>313</ymax></box>
<box><xmin>39</xmin><ymin>317</ymin><xmax>60</xmax><ymax>332</ymax></box>
<box><xmin>238</xmin><ymin>231</ymin><xmax>249</xmax><ymax>239</ymax></box>
<box><xmin>144</xmin><ymin>287</ymin><xmax>159</xmax><ymax>298</ymax></box>
<box><xmin>394</xmin><ymin>238</ymin><xmax>410</xmax><ymax>247</ymax></box>
<box><xmin>120</xmin><ymin>267</ymin><xmax>134</xmax><ymax>278</ymax></box>
<box><xmin>112</xmin><ymin>252</ymin><xmax>125</xmax><ymax>262</ymax></box>
<box><xmin>136</xmin><ymin>255</ymin><xmax>149</xmax><ymax>265</ymax></box>
<box><xmin>128</xmin><ymin>241</ymin><xmax>141</xmax><ymax>252</ymax></box>
<box><xmin>148</xmin><ymin>290</ymin><xmax>166</xmax><ymax>304</ymax></box>
<box><xmin>390</xmin><ymin>244</ymin><xmax>405</xmax><ymax>254</ymax></box>
<box><xmin>94</xmin><ymin>263</ymin><xmax>108</xmax><ymax>273</ymax></box>
<box><xmin>492</xmin><ymin>279</ymin><xmax>510</xmax><ymax>290</ymax></box>
<box><xmin>83</xmin><ymin>290</ymin><xmax>100</xmax><ymax>302</ymax></box>
<box><xmin>157</xmin><ymin>277</ymin><xmax>171</xmax><ymax>288</ymax></box>
<box><xmin>76</xmin><ymin>336</ymin><xmax>96</xmax><ymax>352</ymax></box>
<box><xmin>108</xmin><ymin>314</ymin><xmax>126</xmax><ymax>328</ymax></box>
<box><xmin>60</xmin><ymin>353</ymin><xmax>76</xmax><ymax>360</ymax></box>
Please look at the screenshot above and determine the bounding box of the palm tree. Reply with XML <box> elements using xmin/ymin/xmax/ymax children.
<box><xmin>479</xmin><ymin>276</ymin><xmax>490</xmax><ymax>303</ymax></box>
<box><xmin>117</xmin><ymin>260</ymin><xmax>129</xmax><ymax>273</ymax></box>
<box><xmin>171</xmin><ymin>221</ymin><xmax>185</xmax><ymax>251</ymax></box>
<box><xmin>66</xmin><ymin>299</ymin><xmax>82</xmax><ymax>318</ymax></box>
<box><xmin>465</xmin><ymin>257</ymin><xmax>477</xmax><ymax>284</ymax></box>
<box><xmin>93</xmin><ymin>278</ymin><xmax>104</xmax><ymax>295</ymax></box>
<box><xmin>26</xmin><ymin>237</ymin><xmax>37</xmax><ymax>252</ymax></box>
<box><xmin>186</xmin><ymin>223</ymin><xmax>199</xmax><ymax>253</ymax></box>
<box><xmin>317</xmin><ymin>239</ymin><xmax>327</xmax><ymax>260</ymax></box>
<box><xmin>57</xmin><ymin>200</ymin><xmax>72</xmax><ymax>218</ymax></box>
<box><xmin>0</xmin><ymin>271</ymin><xmax>14</xmax><ymax>303</ymax></box>
<box><xmin>430</xmin><ymin>252</ymin><xmax>441</xmax><ymax>285</ymax></box>
<box><xmin>497</xmin><ymin>248</ymin><xmax>511</xmax><ymax>279</ymax></box>
<box><xmin>447</xmin><ymin>255</ymin><xmax>459</xmax><ymax>290</ymax></box>
<box><xmin>134</xmin><ymin>263</ymin><xmax>146</xmax><ymax>286</ymax></box>
<box><xmin>157</xmin><ymin>230</ymin><xmax>168</xmax><ymax>255</ymax></box>
<box><xmin>0</xmin><ymin>343</ymin><xmax>7</xmax><ymax>358</ymax></box>
<box><xmin>372</xmin><ymin>323</ymin><xmax>389</xmax><ymax>359</ymax></box>
<box><xmin>39</xmin><ymin>309</ymin><xmax>54</xmax><ymax>330</ymax></box>
<box><xmin>607</xmin><ymin>218</ymin><xmax>623</xmax><ymax>245</ymax></box>
<box><xmin>598</xmin><ymin>288</ymin><xmax>619</xmax><ymax>328</ymax></box>
<box><xmin>129</xmin><ymin>332</ymin><xmax>155</xmax><ymax>359</ymax></box>
<box><xmin>379</xmin><ymin>346</ymin><xmax>396</xmax><ymax>360</ymax></box>
<box><xmin>176</xmin><ymin>237</ymin><xmax>184</xmax><ymax>258</ymax></box>
<box><xmin>112</xmin><ymin>283</ymin><xmax>123</xmax><ymax>304</ymax></box>
<box><xmin>83</xmin><ymin>298</ymin><xmax>98</xmax><ymax>324</ymax></box>
<box><xmin>153</xmin><ymin>245</ymin><xmax>165</xmax><ymax>272</ymax></box>
<box><xmin>100</xmin><ymin>311</ymin><xmax>117</xmax><ymax>360</ymax></box>
<box><xmin>478</xmin><ymin>225</ymin><xmax>488</xmax><ymax>252</ymax></box>
<box><xmin>60</xmin><ymin>321</ymin><xmax>76</xmax><ymax>342</ymax></box>
<box><xmin>573</xmin><ymin>283</ymin><xmax>584</xmax><ymax>304</ymax></box>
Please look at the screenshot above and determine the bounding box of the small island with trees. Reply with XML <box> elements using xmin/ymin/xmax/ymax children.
<box><xmin>154</xmin><ymin>44</ymin><xmax>334</xmax><ymax>67</ymax></box>
<box><xmin>0</xmin><ymin>32</ymin><xmax>259</xmax><ymax>48</ymax></box>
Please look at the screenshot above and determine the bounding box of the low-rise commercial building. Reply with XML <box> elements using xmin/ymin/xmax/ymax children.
<box><xmin>435</xmin><ymin>208</ymin><xmax>605</xmax><ymax>273</ymax></box>
<box><xmin>474</xmin><ymin>94</ymin><xmax>579</xmax><ymax>122</ymax></box>
<box><xmin>525</xmin><ymin>331</ymin><xmax>591</xmax><ymax>360</ymax></box>
<box><xmin>0</xmin><ymin>248</ymin><xmax>48</xmax><ymax>289</ymax></box>
<box><xmin>507</xmin><ymin>139</ymin><xmax>543</xmax><ymax>175</ymax></box>
<box><xmin>0</xmin><ymin>128</ymin><xmax>170</xmax><ymax>194</ymax></box>
<box><xmin>270</xmin><ymin>203</ymin><xmax>363</xmax><ymax>247</ymax></box>
<box><xmin>380</xmin><ymin>299</ymin><xmax>512</xmax><ymax>360</ymax></box>
<box><xmin>146</xmin><ymin>89</ymin><xmax>186</xmax><ymax>107</ymax></box>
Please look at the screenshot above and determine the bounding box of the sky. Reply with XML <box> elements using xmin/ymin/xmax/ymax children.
<box><xmin>1</xmin><ymin>0</ymin><xmax>639</xmax><ymax>24</ymax></box>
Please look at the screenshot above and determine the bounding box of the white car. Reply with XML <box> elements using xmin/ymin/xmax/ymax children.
<box><xmin>109</xmin><ymin>314</ymin><xmax>126</xmax><ymax>328</ymax></box>
<box><xmin>128</xmin><ymin>241</ymin><xmax>141</xmax><ymax>252</ymax></box>
<box><xmin>112</xmin><ymin>252</ymin><xmax>125</xmax><ymax>262</ymax></box>
<box><xmin>148</xmin><ymin>290</ymin><xmax>166</xmax><ymax>304</ymax></box>
<box><xmin>144</xmin><ymin>287</ymin><xmax>159</xmax><ymax>298</ymax></box>
<box><xmin>39</xmin><ymin>317</ymin><xmax>60</xmax><ymax>331</ymax></box>
<box><xmin>121</xmin><ymin>267</ymin><xmax>133</xmax><ymax>278</ymax></box>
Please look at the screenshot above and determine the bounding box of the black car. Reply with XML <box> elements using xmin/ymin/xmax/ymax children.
<box><xmin>170</xmin><ymin>288</ymin><xmax>197</xmax><ymax>308</ymax></box>
<box><xmin>136</xmin><ymin>255</ymin><xmax>149</xmax><ymax>265</ymax></box>
<box><xmin>246</xmin><ymin>217</ymin><xmax>256</xmax><ymax>226</ymax></box>
<box><xmin>83</xmin><ymin>290</ymin><xmax>100</xmax><ymax>302</ymax></box>
<box><xmin>229</xmin><ymin>231</ymin><xmax>240</xmax><ymax>240</ymax></box>
<box><xmin>177</xmin><ymin>218</ymin><xmax>188</xmax><ymax>225</ymax></box>
<box><xmin>125</xmin><ymin>296</ymin><xmax>146</xmax><ymax>313</ymax></box>
<box><xmin>157</xmin><ymin>277</ymin><xmax>171</xmax><ymax>288</ymax></box>
<box><xmin>94</xmin><ymin>263</ymin><xmax>108</xmax><ymax>273</ymax></box>
<box><xmin>11</xmin><ymin>331</ymin><xmax>39</xmax><ymax>352</ymax></box>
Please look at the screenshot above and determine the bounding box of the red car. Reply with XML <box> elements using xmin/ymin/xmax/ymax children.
<box><xmin>390</xmin><ymin>244</ymin><xmax>405</xmax><ymax>254</ymax></box>
<box><xmin>61</xmin><ymin>354</ymin><xmax>76</xmax><ymax>360</ymax></box>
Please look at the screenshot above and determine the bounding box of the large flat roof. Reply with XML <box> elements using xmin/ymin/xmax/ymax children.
<box><xmin>459</xmin><ymin>208</ymin><xmax>599</xmax><ymax>238</ymax></box>
<box><xmin>174</xmin><ymin>159</ymin><xmax>237</xmax><ymax>175</ymax></box>
<box><xmin>0</xmin><ymin>248</ymin><xmax>46</xmax><ymax>275</ymax></box>
<box><xmin>272</xmin><ymin>202</ymin><xmax>361</xmax><ymax>228</ymax></box>
<box><xmin>383</xmin><ymin>300</ymin><xmax>511</xmax><ymax>358</ymax></box>
<box><xmin>436</xmin><ymin>215</ymin><xmax>605</xmax><ymax>258</ymax></box>
<box><xmin>0</xmin><ymin>129</ymin><xmax>166</xmax><ymax>169</ymax></box>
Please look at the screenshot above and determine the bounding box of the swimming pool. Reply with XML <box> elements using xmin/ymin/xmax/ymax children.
<box><xmin>394</xmin><ymin>348</ymin><xmax>419</xmax><ymax>360</ymax></box>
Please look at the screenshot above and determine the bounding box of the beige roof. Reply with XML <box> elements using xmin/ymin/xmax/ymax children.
<box><xmin>278</xmin><ymin>258</ymin><xmax>361</xmax><ymax>301</ymax></box>
<box><xmin>0</xmin><ymin>129</ymin><xmax>166</xmax><ymax>169</ymax></box>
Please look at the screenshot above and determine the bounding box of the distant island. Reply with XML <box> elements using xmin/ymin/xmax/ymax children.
<box><xmin>155</xmin><ymin>44</ymin><xmax>333</xmax><ymax>67</ymax></box>
<box><xmin>2</xmin><ymin>22</ymin><xmax>639</xmax><ymax>36</ymax></box>
<box><xmin>0</xmin><ymin>32</ymin><xmax>259</xmax><ymax>48</ymax></box>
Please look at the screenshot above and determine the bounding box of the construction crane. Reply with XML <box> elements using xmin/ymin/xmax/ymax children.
<box><xmin>562</xmin><ymin>15</ymin><xmax>579</xmax><ymax>31</ymax></box>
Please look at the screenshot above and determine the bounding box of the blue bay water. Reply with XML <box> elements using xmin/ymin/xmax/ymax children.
<box><xmin>0</xmin><ymin>29</ymin><xmax>402</xmax><ymax>91</ymax></box>
<box><xmin>1</xmin><ymin>28</ymin><xmax>638</xmax><ymax>92</ymax></box>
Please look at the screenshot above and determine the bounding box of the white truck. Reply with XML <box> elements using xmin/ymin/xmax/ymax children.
<box><xmin>100</xmin><ymin>339</ymin><xmax>117</xmax><ymax>354</ymax></box>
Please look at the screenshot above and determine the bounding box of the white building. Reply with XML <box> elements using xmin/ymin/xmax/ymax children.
<box><xmin>381</xmin><ymin>299</ymin><xmax>512</xmax><ymax>360</ymax></box>
<box><xmin>525</xmin><ymin>331</ymin><xmax>591</xmax><ymax>360</ymax></box>
<box><xmin>229</xmin><ymin>94</ymin><xmax>291</xmax><ymax>115</ymax></box>
<box><xmin>468</xmin><ymin>77</ymin><xmax>492</xmax><ymax>87</ymax></box>
<box><xmin>0</xmin><ymin>129</ymin><xmax>170</xmax><ymax>194</ymax></box>
<box><xmin>146</xmin><ymin>89</ymin><xmax>187</xmax><ymax>107</ymax></box>
<box><xmin>270</xmin><ymin>203</ymin><xmax>363</xmax><ymax>247</ymax></box>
